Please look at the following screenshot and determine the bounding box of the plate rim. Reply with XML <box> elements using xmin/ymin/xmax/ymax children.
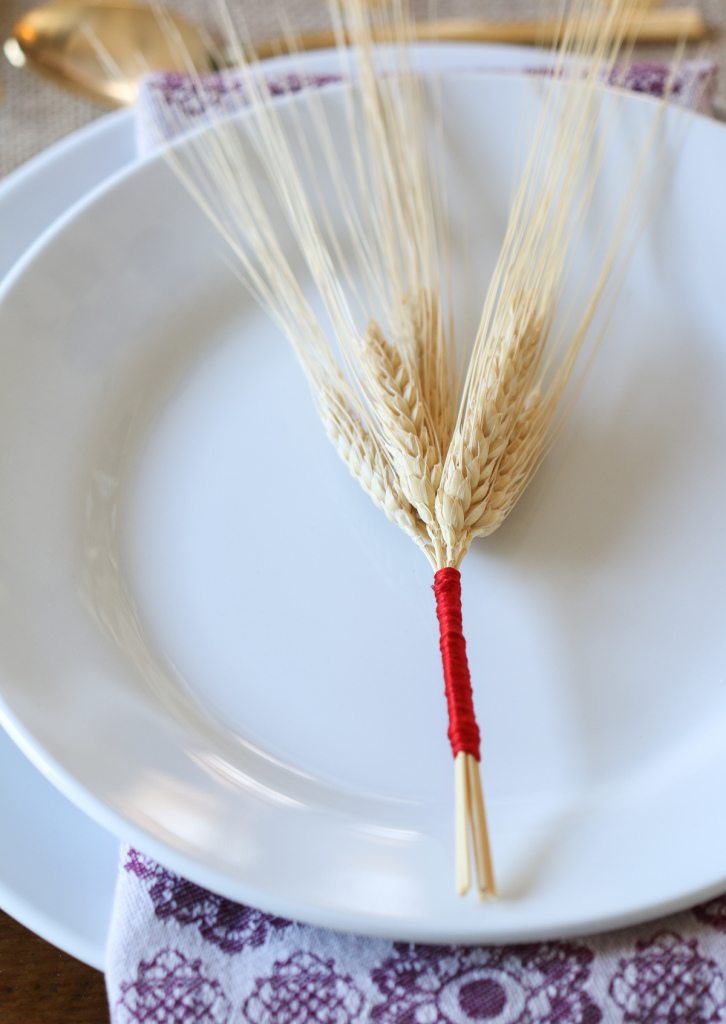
<box><xmin>5</xmin><ymin>702</ymin><xmax>726</xmax><ymax>946</ymax></box>
<box><xmin>0</xmin><ymin>107</ymin><xmax>132</xmax><ymax>969</ymax></box>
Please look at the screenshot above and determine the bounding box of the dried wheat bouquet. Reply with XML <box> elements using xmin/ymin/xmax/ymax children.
<box><xmin>147</xmin><ymin>0</ymin><xmax>665</xmax><ymax>897</ymax></box>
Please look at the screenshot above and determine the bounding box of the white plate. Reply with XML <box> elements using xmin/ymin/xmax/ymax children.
<box><xmin>0</xmin><ymin>44</ymin><xmax>554</xmax><ymax>962</ymax></box>
<box><xmin>0</xmin><ymin>110</ymin><xmax>136</xmax><ymax>969</ymax></box>
<box><xmin>3</xmin><ymin>68</ymin><xmax>726</xmax><ymax>946</ymax></box>
<box><xmin>0</xmin><ymin>723</ymin><xmax>119</xmax><ymax>968</ymax></box>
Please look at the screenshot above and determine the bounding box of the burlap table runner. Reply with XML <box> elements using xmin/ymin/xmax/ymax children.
<box><xmin>1</xmin><ymin>0</ymin><xmax>724</xmax><ymax>178</ymax></box>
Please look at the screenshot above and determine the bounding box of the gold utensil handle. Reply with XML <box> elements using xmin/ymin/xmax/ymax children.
<box><xmin>253</xmin><ymin>8</ymin><xmax>707</xmax><ymax>58</ymax></box>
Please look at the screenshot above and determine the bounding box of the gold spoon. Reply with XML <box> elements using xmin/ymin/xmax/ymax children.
<box><xmin>4</xmin><ymin>2</ymin><xmax>221</xmax><ymax>107</ymax></box>
<box><xmin>4</xmin><ymin>0</ymin><xmax>708</xmax><ymax>109</ymax></box>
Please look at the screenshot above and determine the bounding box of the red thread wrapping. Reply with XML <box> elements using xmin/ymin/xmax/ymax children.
<box><xmin>433</xmin><ymin>567</ymin><xmax>481</xmax><ymax>761</ymax></box>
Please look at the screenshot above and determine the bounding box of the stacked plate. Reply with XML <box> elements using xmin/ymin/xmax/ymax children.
<box><xmin>2</xmin><ymin>44</ymin><xmax>726</xmax><ymax>969</ymax></box>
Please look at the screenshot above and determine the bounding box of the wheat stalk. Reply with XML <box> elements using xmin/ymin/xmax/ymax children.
<box><xmin>140</xmin><ymin>0</ymin><xmax>668</xmax><ymax>898</ymax></box>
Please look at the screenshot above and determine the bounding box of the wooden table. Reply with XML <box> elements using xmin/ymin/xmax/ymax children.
<box><xmin>0</xmin><ymin>912</ymin><xmax>108</xmax><ymax>1023</ymax></box>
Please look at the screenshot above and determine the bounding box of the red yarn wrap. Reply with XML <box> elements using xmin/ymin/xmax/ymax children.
<box><xmin>433</xmin><ymin>567</ymin><xmax>481</xmax><ymax>761</ymax></box>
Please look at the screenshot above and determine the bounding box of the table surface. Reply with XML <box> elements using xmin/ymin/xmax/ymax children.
<box><xmin>0</xmin><ymin>912</ymin><xmax>107</xmax><ymax>1023</ymax></box>
<box><xmin>0</xmin><ymin>0</ymin><xmax>725</xmax><ymax>1018</ymax></box>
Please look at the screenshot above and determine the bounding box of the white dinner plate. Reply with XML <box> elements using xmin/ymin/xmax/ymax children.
<box><xmin>2</xmin><ymin>68</ymin><xmax>726</xmax><ymax>946</ymax></box>
<box><xmin>0</xmin><ymin>45</ymin><xmax>554</xmax><ymax>965</ymax></box>
<box><xmin>0</xmin><ymin>109</ymin><xmax>136</xmax><ymax>969</ymax></box>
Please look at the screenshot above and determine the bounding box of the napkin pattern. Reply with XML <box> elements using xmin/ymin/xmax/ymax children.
<box><xmin>135</xmin><ymin>60</ymin><xmax>717</xmax><ymax>155</ymax></box>
<box><xmin>109</xmin><ymin>58</ymin><xmax>722</xmax><ymax>1024</ymax></box>
<box><xmin>107</xmin><ymin>848</ymin><xmax>726</xmax><ymax>1023</ymax></box>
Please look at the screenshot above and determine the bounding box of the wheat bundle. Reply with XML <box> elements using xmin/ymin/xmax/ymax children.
<box><xmin>146</xmin><ymin>0</ymin><xmax>666</xmax><ymax>897</ymax></box>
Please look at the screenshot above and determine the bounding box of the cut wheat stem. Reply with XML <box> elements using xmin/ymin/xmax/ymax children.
<box><xmin>467</xmin><ymin>753</ymin><xmax>496</xmax><ymax>898</ymax></box>
<box><xmin>454</xmin><ymin>751</ymin><xmax>471</xmax><ymax>896</ymax></box>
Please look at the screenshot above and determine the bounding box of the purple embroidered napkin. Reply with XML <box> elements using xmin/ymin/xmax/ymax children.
<box><xmin>108</xmin><ymin>851</ymin><xmax>726</xmax><ymax>1023</ymax></box>
<box><xmin>135</xmin><ymin>60</ymin><xmax>717</xmax><ymax>155</ymax></box>
<box><xmin>108</xmin><ymin>58</ymin><xmax>721</xmax><ymax>1024</ymax></box>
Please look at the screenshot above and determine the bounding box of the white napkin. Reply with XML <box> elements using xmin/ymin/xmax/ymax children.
<box><xmin>108</xmin><ymin>848</ymin><xmax>726</xmax><ymax>1023</ymax></box>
